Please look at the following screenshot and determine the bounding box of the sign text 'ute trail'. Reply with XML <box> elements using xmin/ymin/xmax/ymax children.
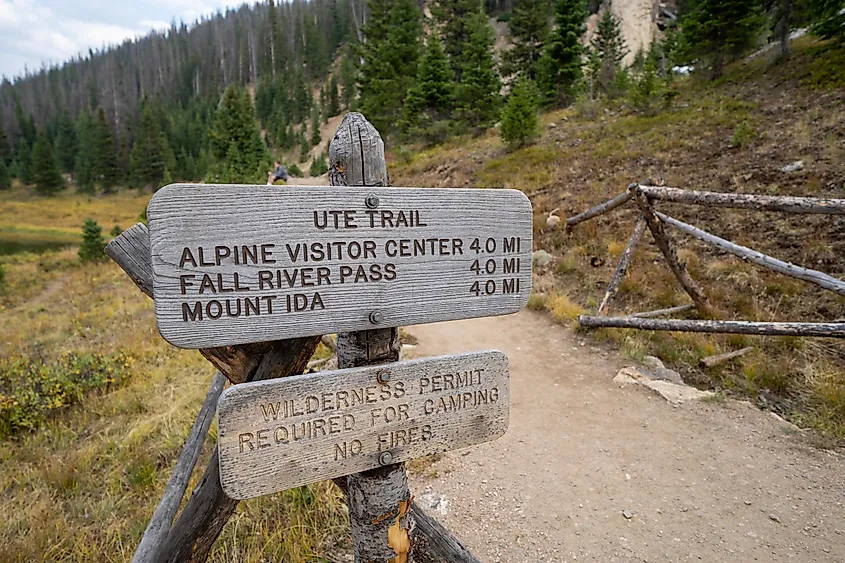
<box><xmin>148</xmin><ymin>184</ymin><xmax>533</xmax><ymax>348</ymax></box>
<box><xmin>216</xmin><ymin>351</ymin><xmax>510</xmax><ymax>499</ymax></box>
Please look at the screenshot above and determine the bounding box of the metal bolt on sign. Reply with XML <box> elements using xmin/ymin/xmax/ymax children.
<box><xmin>376</xmin><ymin>369</ymin><xmax>391</xmax><ymax>384</ymax></box>
<box><xmin>378</xmin><ymin>451</ymin><xmax>394</xmax><ymax>466</ymax></box>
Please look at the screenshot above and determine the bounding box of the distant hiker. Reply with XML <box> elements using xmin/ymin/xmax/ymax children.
<box><xmin>267</xmin><ymin>161</ymin><xmax>288</xmax><ymax>185</ymax></box>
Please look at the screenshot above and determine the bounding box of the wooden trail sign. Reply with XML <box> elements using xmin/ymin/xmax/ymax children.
<box><xmin>216</xmin><ymin>350</ymin><xmax>509</xmax><ymax>500</ymax></box>
<box><xmin>147</xmin><ymin>184</ymin><xmax>532</xmax><ymax>349</ymax></box>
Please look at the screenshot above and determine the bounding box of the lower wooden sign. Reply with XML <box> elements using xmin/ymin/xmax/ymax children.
<box><xmin>217</xmin><ymin>350</ymin><xmax>509</xmax><ymax>500</ymax></box>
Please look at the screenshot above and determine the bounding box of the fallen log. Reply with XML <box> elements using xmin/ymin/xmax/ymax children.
<box><xmin>597</xmin><ymin>216</ymin><xmax>647</xmax><ymax>316</ymax></box>
<box><xmin>628</xmin><ymin>304</ymin><xmax>696</xmax><ymax>319</ymax></box>
<box><xmin>566</xmin><ymin>190</ymin><xmax>633</xmax><ymax>227</ymax></box>
<box><xmin>699</xmin><ymin>347</ymin><xmax>755</xmax><ymax>368</ymax></box>
<box><xmin>131</xmin><ymin>370</ymin><xmax>226</xmax><ymax>563</ymax></box>
<box><xmin>656</xmin><ymin>212</ymin><xmax>845</xmax><ymax>297</ymax></box>
<box><xmin>639</xmin><ymin>186</ymin><xmax>845</xmax><ymax>214</ymax></box>
<box><xmin>578</xmin><ymin>315</ymin><xmax>845</xmax><ymax>338</ymax></box>
<box><xmin>629</xmin><ymin>185</ymin><xmax>718</xmax><ymax>319</ymax></box>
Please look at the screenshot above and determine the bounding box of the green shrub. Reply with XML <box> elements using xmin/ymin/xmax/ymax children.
<box><xmin>287</xmin><ymin>163</ymin><xmax>303</xmax><ymax>177</ymax></box>
<box><xmin>309</xmin><ymin>154</ymin><xmax>329</xmax><ymax>177</ymax></box>
<box><xmin>500</xmin><ymin>78</ymin><xmax>540</xmax><ymax>151</ymax></box>
<box><xmin>78</xmin><ymin>218</ymin><xmax>106</xmax><ymax>263</ymax></box>
<box><xmin>0</xmin><ymin>262</ymin><xmax>5</xmax><ymax>292</ymax></box>
<box><xmin>0</xmin><ymin>352</ymin><xmax>135</xmax><ymax>437</ymax></box>
<box><xmin>730</xmin><ymin>121</ymin><xmax>756</xmax><ymax>148</ymax></box>
<box><xmin>109</xmin><ymin>225</ymin><xmax>123</xmax><ymax>238</ymax></box>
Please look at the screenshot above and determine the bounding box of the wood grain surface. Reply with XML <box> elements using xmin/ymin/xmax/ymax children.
<box><xmin>148</xmin><ymin>184</ymin><xmax>532</xmax><ymax>349</ymax></box>
<box><xmin>216</xmin><ymin>350</ymin><xmax>510</xmax><ymax>500</ymax></box>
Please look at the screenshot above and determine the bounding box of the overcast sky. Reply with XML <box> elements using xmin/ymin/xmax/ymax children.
<box><xmin>0</xmin><ymin>0</ymin><xmax>247</xmax><ymax>80</ymax></box>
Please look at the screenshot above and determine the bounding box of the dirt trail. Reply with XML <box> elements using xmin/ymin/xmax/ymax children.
<box><xmin>406</xmin><ymin>311</ymin><xmax>844</xmax><ymax>562</ymax></box>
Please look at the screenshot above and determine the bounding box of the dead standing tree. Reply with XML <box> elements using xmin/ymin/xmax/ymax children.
<box><xmin>108</xmin><ymin>113</ymin><xmax>484</xmax><ymax>563</ymax></box>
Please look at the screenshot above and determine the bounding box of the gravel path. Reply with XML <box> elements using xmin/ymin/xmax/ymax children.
<box><xmin>406</xmin><ymin>310</ymin><xmax>844</xmax><ymax>562</ymax></box>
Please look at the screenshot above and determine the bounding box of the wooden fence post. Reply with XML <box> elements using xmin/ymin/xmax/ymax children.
<box><xmin>628</xmin><ymin>184</ymin><xmax>718</xmax><ymax>319</ymax></box>
<box><xmin>330</xmin><ymin>112</ymin><xmax>414</xmax><ymax>562</ymax></box>
<box><xmin>596</xmin><ymin>216</ymin><xmax>646</xmax><ymax>316</ymax></box>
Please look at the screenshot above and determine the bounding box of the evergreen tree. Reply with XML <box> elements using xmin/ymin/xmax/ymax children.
<box><xmin>78</xmin><ymin>218</ymin><xmax>107</xmax><ymax>263</ymax></box>
<box><xmin>455</xmin><ymin>11</ymin><xmax>502</xmax><ymax>130</ymax></box>
<box><xmin>682</xmin><ymin>0</ymin><xmax>765</xmax><ymax>80</ymax></box>
<box><xmin>500</xmin><ymin>78</ymin><xmax>540</xmax><ymax>150</ymax></box>
<box><xmin>0</xmin><ymin>159</ymin><xmax>9</xmax><ymax>190</ymax></box>
<box><xmin>808</xmin><ymin>0</ymin><xmax>845</xmax><ymax>41</ymax></box>
<box><xmin>328</xmin><ymin>76</ymin><xmax>341</xmax><ymax>117</ymax></box>
<box><xmin>431</xmin><ymin>0</ymin><xmax>481</xmax><ymax>80</ymax></box>
<box><xmin>538</xmin><ymin>0</ymin><xmax>588</xmax><ymax>105</ymax></box>
<box><xmin>402</xmin><ymin>34</ymin><xmax>455</xmax><ymax>141</ymax></box>
<box><xmin>54</xmin><ymin>111</ymin><xmax>78</xmax><ymax>172</ymax></box>
<box><xmin>15</xmin><ymin>140</ymin><xmax>33</xmax><ymax>185</ymax></box>
<box><xmin>206</xmin><ymin>85</ymin><xmax>268</xmax><ymax>183</ymax></box>
<box><xmin>31</xmin><ymin>130</ymin><xmax>65</xmax><ymax>195</ymax></box>
<box><xmin>358</xmin><ymin>0</ymin><xmax>424</xmax><ymax>133</ymax></box>
<box><xmin>92</xmin><ymin>108</ymin><xmax>121</xmax><ymax>192</ymax></box>
<box><xmin>0</xmin><ymin>122</ymin><xmax>10</xmax><ymax>166</ymax></box>
<box><xmin>590</xmin><ymin>8</ymin><xmax>629</xmax><ymax>96</ymax></box>
<box><xmin>74</xmin><ymin>112</ymin><xmax>95</xmax><ymax>192</ymax></box>
<box><xmin>504</xmin><ymin>0</ymin><xmax>551</xmax><ymax>81</ymax></box>
<box><xmin>299</xmin><ymin>136</ymin><xmax>311</xmax><ymax>163</ymax></box>
<box><xmin>310</xmin><ymin>105</ymin><xmax>322</xmax><ymax>146</ymax></box>
<box><xmin>130</xmin><ymin>99</ymin><xmax>170</xmax><ymax>189</ymax></box>
<box><xmin>339</xmin><ymin>46</ymin><xmax>358</xmax><ymax>108</ymax></box>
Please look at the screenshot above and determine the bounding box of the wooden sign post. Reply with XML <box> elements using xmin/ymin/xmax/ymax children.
<box><xmin>147</xmin><ymin>184</ymin><xmax>532</xmax><ymax>349</ymax></box>
<box><xmin>217</xmin><ymin>351</ymin><xmax>509</xmax><ymax>499</ymax></box>
<box><xmin>138</xmin><ymin>112</ymin><xmax>533</xmax><ymax>563</ymax></box>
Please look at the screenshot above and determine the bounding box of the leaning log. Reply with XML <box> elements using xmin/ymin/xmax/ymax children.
<box><xmin>331</xmin><ymin>112</ymin><xmax>414</xmax><ymax>563</ymax></box>
<box><xmin>629</xmin><ymin>185</ymin><xmax>718</xmax><ymax>319</ymax></box>
<box><xmin>656</xmin><ymin>212</ymin><xmax>845</xmax><ymax>296</ymax></box>
<box><xmin>566</xmin><ymin>190</ymin><xmax>633</xmax><ymax>227</ymax></box>
<box><xmin>639</xmin><ymin>186</ymin><xmax>845</xmax><ymax>214</ymax></box>
<box><xmin>699</xmin><ymin>347</ymin><xmax>755</xmax><ymax>368</ymax></box>
<box><xmin>578</xmin><ymin>316</ymin><xmax>845</xmax><ymax>338</ymax></box>
<box><xmin>597</xmin><ymin>216</ymin><xmax>646</xmax><ymax>316</ymax></box>
<box><xmin>628</xmin><ymin>304</ymin><xmax>696</xmax><ymax>319</ymax></box>
<box><xmin>131</xmin><ymin>371</ymin><xmax>226</xmax><ymax>563</ymax></box>
<box><xmin>158</xmin><ymin>337</ymin><xmax>320</xmax><ymax>563</ymax></box>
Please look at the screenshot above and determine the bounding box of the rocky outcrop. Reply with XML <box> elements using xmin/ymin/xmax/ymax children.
<box><xmin>587</xmin><ymin>0</ymin><xmax>679</xmax><ymax>66</ymax></box>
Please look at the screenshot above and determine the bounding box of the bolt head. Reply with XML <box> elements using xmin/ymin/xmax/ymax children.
<box><xmin>365</xmin><ymin>195</ymin><xmax>380</xmax><ymax>209</ymax></box>
<box><xmin>377</xmin><ymin>369</ymin><xmax>391</xmax><ymax>384</ymax></box>
<box><xmin>369</xmin><ymin>310</ymin><xmax>384</xmax><ymax>325</ymax></box>
<box><xmin>379</xmin><ymin>451</ymin><xmax>393</xmax><ymax>466</ymax></box>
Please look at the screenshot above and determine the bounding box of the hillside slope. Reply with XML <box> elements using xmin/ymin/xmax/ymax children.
<box><xmin>392</xmin><ymin>39</ymin><xmax>845</xmax><ymax>436</ymax></box>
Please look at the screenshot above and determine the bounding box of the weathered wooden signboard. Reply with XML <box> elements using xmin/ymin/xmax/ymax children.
<box><xmin>147</xmin><ymin>184</ymin><xmax>532</xmax><ymax>349</ymax></box>
<box><xmin>216</xmin><ymin>350</ymin><xmax>509</xmax><ymax>500</ymax></box>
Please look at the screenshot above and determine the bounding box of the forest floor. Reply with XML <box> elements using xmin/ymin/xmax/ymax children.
<box><xmin>406</xmin><ymin>312</ymin><xmax>845</xmax><ymax>563</ymax></box>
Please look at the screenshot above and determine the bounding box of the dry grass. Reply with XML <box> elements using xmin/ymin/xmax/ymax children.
<box><xmin>0</xmin><ymin>188</ymin><xmax>348</xmax><ymax>561</ymax></box>
<box><xmin>392</xmin><ymin>39</ymin><xmax>845</xmax><ymax>438</ymax></box>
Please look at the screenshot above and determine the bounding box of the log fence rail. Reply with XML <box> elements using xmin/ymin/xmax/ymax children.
<box><xmin>566</xmin><ymin>184</ymin><xmax>845</xmax><ymax>339</ymax></box>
